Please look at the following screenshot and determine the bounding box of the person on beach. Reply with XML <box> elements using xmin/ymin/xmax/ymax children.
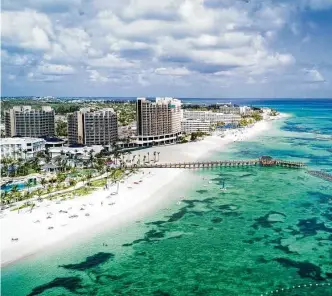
<box><xmin>101</xmin><ymin>201</ymin><xmax>103</xmax><ymax>206</ymax></box>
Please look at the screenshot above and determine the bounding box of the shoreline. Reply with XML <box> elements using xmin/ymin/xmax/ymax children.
<box><xmin>1</xmin><ymin>114</ymin><xmax>285</xmax><ymax>267</ymax></box>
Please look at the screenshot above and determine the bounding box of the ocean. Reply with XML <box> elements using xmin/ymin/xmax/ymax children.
<box><xmin>1</xmin><ymin>99</ymin><xmax>332</xmax><ymax>296</ymax></box>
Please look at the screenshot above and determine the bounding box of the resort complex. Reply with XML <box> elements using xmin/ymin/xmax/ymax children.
<box><xmin>0</xmin><ymin>98</ymin><xmax>270</xmax><ymax>200</ymax></box>
<box><xmin>2</xmin><ymin>1</ymin><xmax>332</xmax><ymax>293</ymax></box>
<box><xmin>67</xmin><ymin>108</ymin><xmax>118</xmax><ymax>146</ymax></box>
<box><xmin>135</xmin><ymin>97</ymin><xmax>182</xmax><ymax>146</ymax></box>
<box><xmin>5</xmin><ymin>106</ymin><xmax>55</xmax><ymax>138</ymax></box>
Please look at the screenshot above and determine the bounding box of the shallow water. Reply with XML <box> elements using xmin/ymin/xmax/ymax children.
<box><xmin>2</xmin><ymin>99</ymin><xmax>332</xmax><ymax>296</ymax></box>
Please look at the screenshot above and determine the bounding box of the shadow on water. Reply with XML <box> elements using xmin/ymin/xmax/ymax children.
<box><xmin>59</xmin><ymin>252</ymin><xmax>114</xmax><ymax>271</ymax></box>
<box><xmin>27</xmin><ymin>277</ymin><xmax>83</xmax><ymax>296</ymax></box>
<box><xmin>273</xmin><ymin>258</ymin><xmax>329</xmax><ymax>281</ymax></box>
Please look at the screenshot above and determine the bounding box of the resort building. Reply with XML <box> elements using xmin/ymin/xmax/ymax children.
<box><xmin>136</xmin><ymin>97</ymin><xmax>182</xmax><ymax>146</ymax></box>
<box><xmin>0</xmin><ymin>138</ymin><xmax>46</xmax><ymax>159</ymax></box>
<box><xmin>44</xmin><ymin>138</ymin><xmax>67</xmax><ymax>149</ymax></box>
<box><xmin>67</xmin><ymin>108</ymin><xmax>118</xmax><ymax>146</ymax></box>
<box><xmin>5</xmin><ymin>106</ymin><xmax>55</xmax><ymax>138</ymax></box>
<box><xmin>181</xmin><ymin>119</ymin><xmax>211</xmax><ymax>134</ymax></box>
<box><xmin>216</xmin><ymin>104</ymin><xmax>252</xmax><ymax>115</ymax></box>
<box><xmin>182</xmin><ymin>110</ymin><xmax>241</xmax><ymax>125</ymax></box>
<box><xmin>48</xmin><ymin>145</ymin><xmax>103</xmax><ymax>159</ymax></box>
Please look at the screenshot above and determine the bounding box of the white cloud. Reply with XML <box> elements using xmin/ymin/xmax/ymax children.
<box><xmin>87</xmin><ymin>69</ymin><xmax>109</xmax><ymax>83</ymax></box>
<box><xmin>155</xmin><ymin>67</ymin><xmax>192</xmax><ymax>76</ymax></box>
<box><xmin>3</xmin><ymin>0</ymin><xmax>329</xmax><ymax>97</ymax></box>
<box><xmin>303</xmin><ymin>69</ymin><xmax>325</xmax><ymax>83</ymax></box>
<box><xmin>1</xmin><ymin>10</ymin><xmax>54</xmax><ymax>50</ymax></box>
<box><xmin>87</xmin><ymin>54</ymin><xmax>136</xmax><ymax>69</ymax></box>
<box><xmin>37</xmin><ymin>62</ymin><xmax>76</xmax><ymax>75</ymax></box>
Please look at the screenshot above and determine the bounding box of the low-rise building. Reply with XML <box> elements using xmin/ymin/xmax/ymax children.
<box><xmin>0</xmin><ymin>138</ymin><xmax>46</xmax><ymax>159</ymax></box>
<box><xmin>181</xmin><ymin>119</ymin><xmax>211</xmax><ymax>134</ymax></box>
<box><xmin>48</xmin><ymin>145</ymin><xmax>103</xmax><ymax>159</ymax></box>
<box><xmin>44</xmin><ymin>137</ymin><xmax>67</xmax><ymax>148</ymax></box>
<box><xmin>182</xmin><ymin>110</ymin><xmax>241</xmax><ymax>125</ymax></box>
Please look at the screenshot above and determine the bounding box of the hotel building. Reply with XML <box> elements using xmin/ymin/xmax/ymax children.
<box><xmin>136</xmin><ymin>97</ymin><xmax>182</xmax><ymax>146</ymax></box>
<box><xmin>182</xmin><ymin>110</ymin><xmax>241</xmax><ymax>125</ymax></box>
<box><xmin>181</xmin><ymin>119</ymin><xmax>211</xmax><ymax>134</ymax></box>
<box><xmin>5</xmin><ymin>106</ymin><xmax>55</xmax><ymax>138</ymax></box>
<box><xmin>67</xmin><ymin>108</ymin><xmax>118</xmax><ymax>146</ymax></box>
<box><xmin>0</xmin><ymin>138</ymin><xmax>46</xmax><ymax>159</ymax></box>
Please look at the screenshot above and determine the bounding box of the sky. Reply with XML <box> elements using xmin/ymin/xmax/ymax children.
<box><xmin>1</xmin><ymin>0</ymin><xmax>332</xmax><ymax>98</ymax></box>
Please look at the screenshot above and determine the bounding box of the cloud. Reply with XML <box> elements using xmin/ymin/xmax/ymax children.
<box><xmin>37</xmin><ymin>62</ymin><xmax>76</xmax><ymax>75</ymax></box>
<box><xmin>1</xmin><ymin>10</ymin><xmax>54</xmax><ymax>50</ymax></box>
<box><xmin>86</xmin><ymin>54</ymin><xmax>136</xmax><ymax>69</ymax></box>
<box><xmin>155</xmin><ymin>67</ymin><xmax>192</xmax><ymax>76</ymax></box>
<box><xmin>1</xmin><ymin>0</ymin><xmax>331</xmax><ymax>97</ymax></box>
<box><xmin>87</xmin><ymin>69</ymin><xmax>109</xmax><ymax>83</ymax></box>
<box><xmin>303</xmin><ymin>69</ymin><xmax>325</xmax><ymax>83</ymax></box>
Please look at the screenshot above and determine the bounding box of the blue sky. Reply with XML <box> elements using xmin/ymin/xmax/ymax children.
<box><xmin>1</xmin><ymin>0</ymin><xmax>332</xmax><ymax>98</ymax></box>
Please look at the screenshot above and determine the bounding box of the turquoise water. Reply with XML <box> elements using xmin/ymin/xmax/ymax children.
<box><xmin>1</xmin><ymin>183</ymin><xmax>26</xmax><ymax>192</ymax></box>
<box><xmin>1</xmin><ymin>99</ymin><xmax>332</xmax><ymax>296</ymax></box>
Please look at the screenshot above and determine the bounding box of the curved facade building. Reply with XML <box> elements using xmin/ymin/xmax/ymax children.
<box><xmin>136</xmin><ymin>97</ymin><xmax>182</xmax><ymax>146</ymax></box>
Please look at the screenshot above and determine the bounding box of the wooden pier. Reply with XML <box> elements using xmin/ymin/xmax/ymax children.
<box><xmin>127</xmin><ymin>156</ymin><xmax>305</xmax><ymax>169</ymax></box>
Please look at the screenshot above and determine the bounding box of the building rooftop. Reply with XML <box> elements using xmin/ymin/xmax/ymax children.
<box><xmin>0</xmin><ymin>138</ymin><xmax>45</xmax><ymax>144</ymax></box>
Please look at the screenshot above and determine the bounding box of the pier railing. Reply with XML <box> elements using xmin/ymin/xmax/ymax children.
<box><xmin>126</xmin><ymin>158</ymin><xmax>306</xmax><ymax>169</ymax></box>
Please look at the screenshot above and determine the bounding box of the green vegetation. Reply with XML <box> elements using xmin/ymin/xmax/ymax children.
<box><xmin>190</xmin><ymin>131</ymin><xmax>209</xmax><ymax>141</ymax></box>
<box><xmin>56</xmin><ymin>120</ymin><xmax>68</xmax><ymax>136</ymax></box>
<box><xmin>252</xmin><ymin>112</ymin><xmax>263</xmax><ymax>121</ymax></box>
<box><xmin>178</xmin><ymin>135</ymin><xmax>189</xmax><ymax>143</ymax></box>
<box><xmin>239</xmin><ymin>118</ymin><xmax>255</xmax><ymax>127</ymax></box>
<box><xmin>1</xmin><ymin>157</ymin><xmax>41</xmax><ymax>177</ymax></box>
<box><xmin>269</xmin><ymin>109</ymin><xmax>279</xmax><ymax>116</ymax></box>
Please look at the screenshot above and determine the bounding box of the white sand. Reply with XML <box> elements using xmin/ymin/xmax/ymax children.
<box><xmin>1</xmin><ymin>116</ymin><xmax>280</xmax><ymax>266</ymax></box>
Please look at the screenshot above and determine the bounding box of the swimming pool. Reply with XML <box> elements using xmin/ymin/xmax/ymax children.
<box><xmin>1</xmin><ymin>183</ymin><xmax>26</xmax><ymax>192</ymax></box>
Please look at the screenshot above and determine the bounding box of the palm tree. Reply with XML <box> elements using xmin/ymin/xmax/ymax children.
<box><xmin>14</xmin><ymin>191</ymin><xmax>23</xmax><ymax>202</ymax></box>
<box><xmin>143</xmin><ymin>155</ymin><xmax>147</xmax><ymax>163</ymax></box>
<box><xmin>25</xmin><ymin>180</ymin><xmax>33</xmax><ymax>193</ymax></box>
<box><xmin>157</xmin><ymin>152</ymin><xmax>160</xmax><ymax>162</ymax></box>
<box><xmin>86</xmin><ymin>172</ymin><xmax>93</xmax><ymax>186</ymax></box>
<box><xmin>46</xmin><ymin>185</ymin><xmax>53</xmax><ymax>195</ymax></box>
<box><xmin>1</xmin><ymin>191</ymin><xmax>9</xmax><ymax>205</ymax></box>
<box><xmin>153</xmin><ymin>151</ymin><xmax>156</xmax><ymax>162</ymax></box>
<box><xmin>3</xmin><ymin>192</ymin><xmax>13</xmax><ymax>205</ymax></box>
<box><xmin>147</xmin><ymin>152</ymin><xmax>150</xmax><ymax>162</ymax></box>
<box><xmin>40</xmin><ymin>178</ymin><xmax>47</xmax><ymax>188</ymax></box>
<box><xmin>89</xmin><ymin>149</ymin><xmax>94</xmax><ymax>167</ymax></box>
<box><xmin>23</xmin><ymin>149</ymin><xmax>28</xmax><ymax>160</ymax></box>
<box><xmin>11</xmin><ymin>184</ymin><xmax>19</xmax><ymax>194</ymax></box>
<box><xmin>24</xmin><ymin>191</ymin><xmax>32</xmax><ymax>201</ymax></box>
<box><xmin>69</xmin><ymin>179</ymin><xmax>77</xmax><ymax>188</ymax></box>
<box><xmin>55</xmin><ymin>182</ymin><xmax>62</xmax><ymax>191</ymax></box>
<box><xmin>56</xmin><ymin>173</ymin><xmax>66</xmax><ymax>183</ymax></box>
<box><xmin>35</xmin><ymin>188</ymin><xmax>43</xmax><ymax>199</ymax></box>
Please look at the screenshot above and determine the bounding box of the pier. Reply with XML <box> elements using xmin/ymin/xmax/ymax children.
<box><xmin>128</xmin><ymin>156</ymin><xmax>305</xmax><ymax>169</ymax></box>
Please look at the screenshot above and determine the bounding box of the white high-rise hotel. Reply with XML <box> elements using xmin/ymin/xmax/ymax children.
<box><xmin>136</xmin><ymin>97</ymin><xmax>182</xmax><ymax>146</ymax></box>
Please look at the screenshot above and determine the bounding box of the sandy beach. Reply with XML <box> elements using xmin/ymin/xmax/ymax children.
<box><xmin>1</xmin><ymin>116</ymin><xmax>281</xmax><ymax>266</ymax></box>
